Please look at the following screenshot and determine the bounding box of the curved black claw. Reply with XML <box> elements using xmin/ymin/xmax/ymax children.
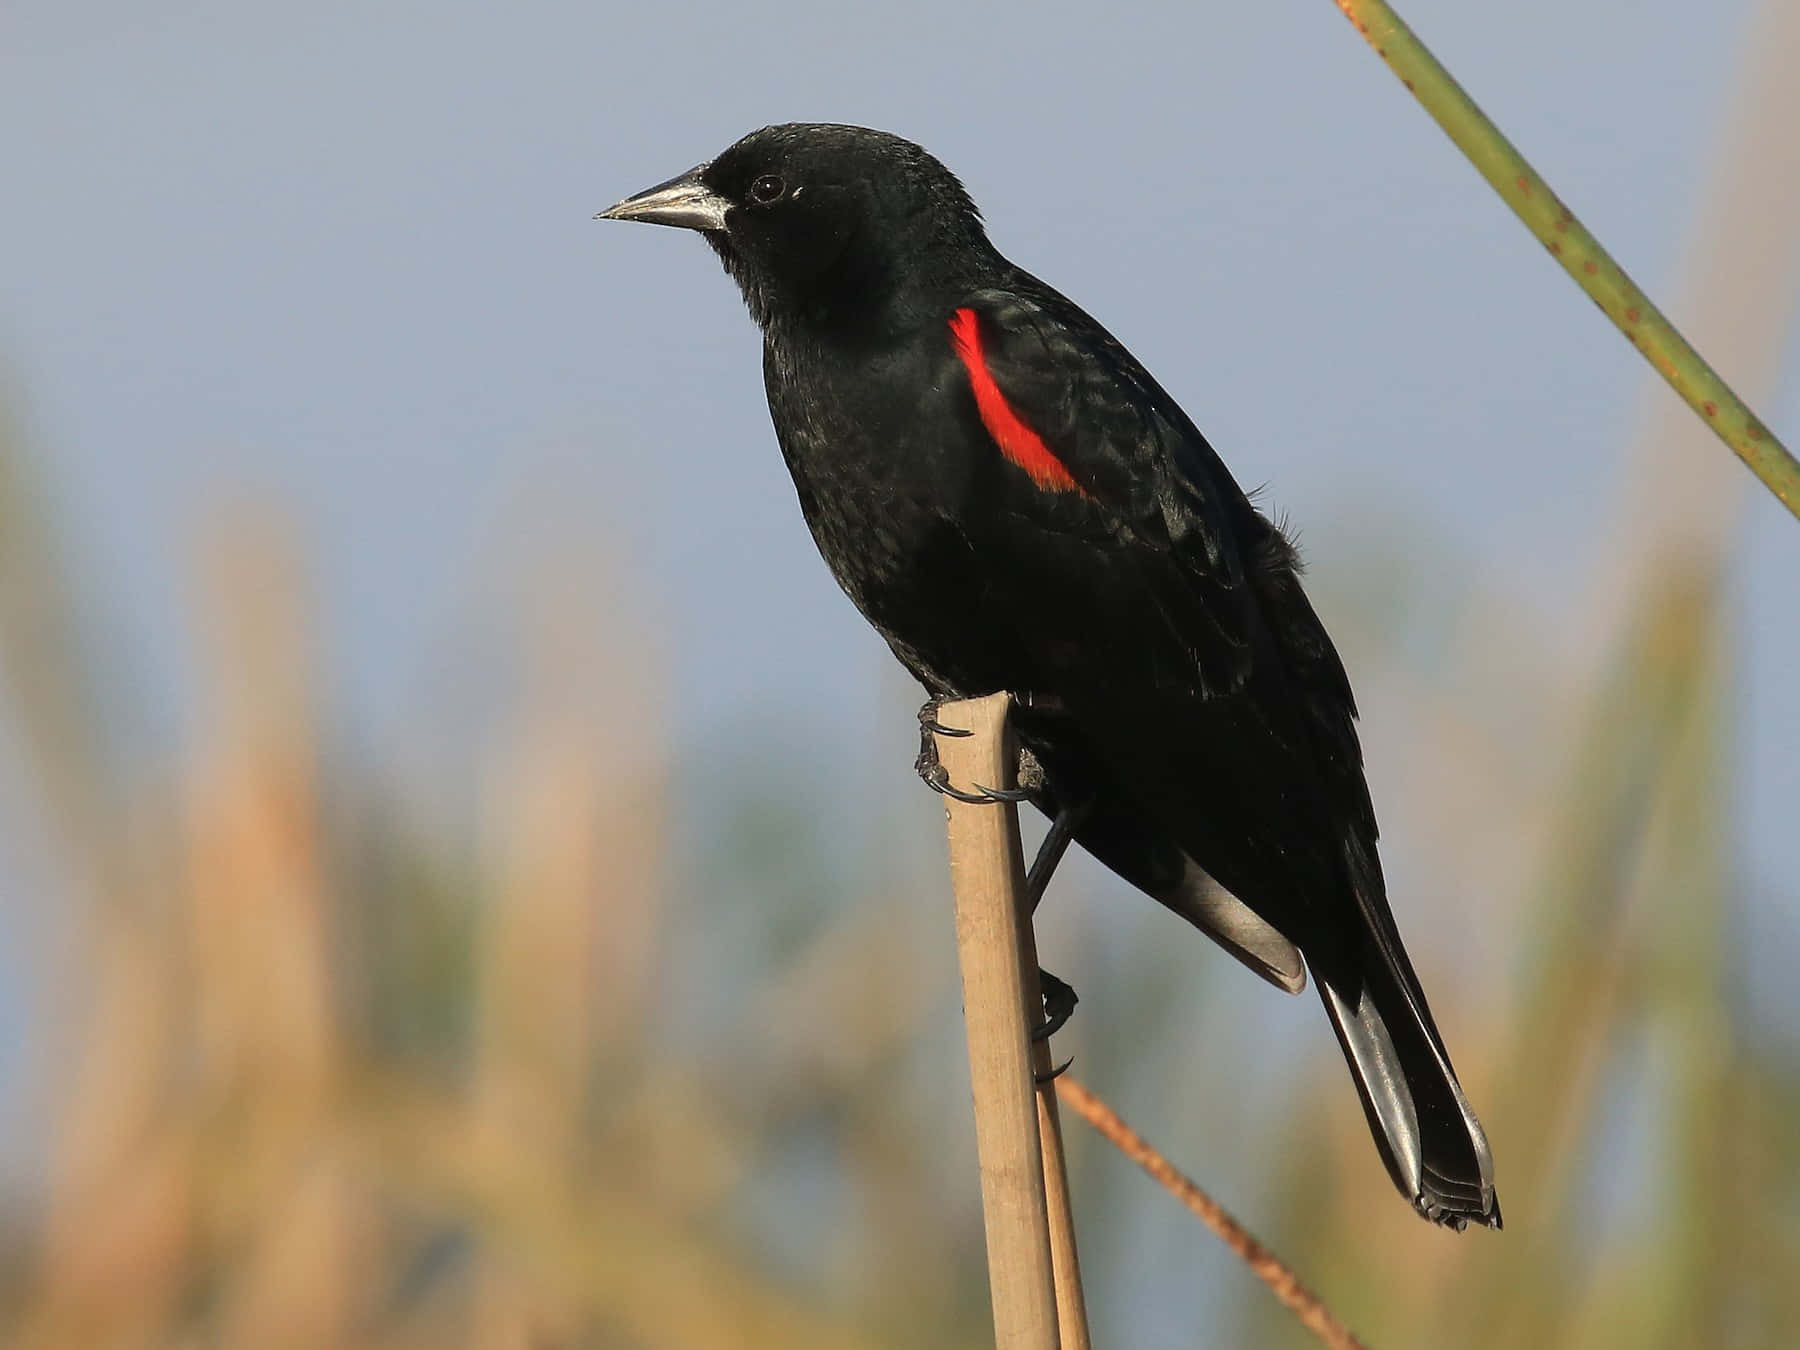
<box><xmin>926</xmin><ymin>772</ymin><xmax>1033</xmax><ymax>805</ymax></box>
<box><xmin>971</xmin><ymin>782</ymin><xmax>1034</xmax><ymax>804</ymax></box>
<box><xmin>916</xmin><ymin>701</ymin><xmax>960</xmax><ymax>796</ymax></box>
<box><xmin>917</xmin><ymin>696</ymin><xmax>973</xmax><ymax>739</ymax></box>
<box><xmin>915</xmin><ymin>699</ymin><xmax>1035</xmax><ymax>804</ymax></box>
<box><xmin>1033</xmin><ymin>968</ymin><xmax>1079</xmax><ymax>1040</ymax></box>
<box><xmin>1035</xmin><ymin>1055</ymin><xmax>1074</xmax><ymax>1086</ymax></box>
<box><xmin>920</xmin><ymin>713</ymin><xmax>974</xmax><ymax>739</ymax></box>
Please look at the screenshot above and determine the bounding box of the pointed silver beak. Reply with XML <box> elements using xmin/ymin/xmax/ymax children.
<box><xmin>595</xmin><ymin>163</ymin><xmax>731</xmax><ymax>231</ymax></box>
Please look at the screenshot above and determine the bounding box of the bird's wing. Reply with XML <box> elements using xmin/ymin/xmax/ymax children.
<box><xmin>948</xmin><ymin>286</ymin><xmax>1261</xmax><ymax>697</ymax></box>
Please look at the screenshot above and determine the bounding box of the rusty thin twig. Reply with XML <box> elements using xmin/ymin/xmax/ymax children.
<box><xmin>1055</xmin><ymin>1075</ymin><xmax>1372</xmax><ymax>1350</ymax></box>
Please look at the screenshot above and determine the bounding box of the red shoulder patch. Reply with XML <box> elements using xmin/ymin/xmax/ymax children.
<box><xmin>948</xmin><ymin>308</ymin><xmax>1086</xmax><ymax>495</ymax></box>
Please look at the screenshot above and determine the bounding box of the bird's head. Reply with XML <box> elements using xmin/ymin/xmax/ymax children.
<box><xmin>598</xmin><ymin>123</ymin><xmax>992</xmax><ymax>337</ymax></box>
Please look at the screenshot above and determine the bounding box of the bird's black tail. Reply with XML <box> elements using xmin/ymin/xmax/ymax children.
<box><xmin>1314</xmin><ymin>920</ymin><xmax>1501</xmax><ymax>1230</ymax></box>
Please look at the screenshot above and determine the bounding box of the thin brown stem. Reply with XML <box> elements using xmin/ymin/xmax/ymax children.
<box><xmin>1055</xmin><ymin>1075</ymin><xmax>1372</xmax><ymax>1350</ymax></box>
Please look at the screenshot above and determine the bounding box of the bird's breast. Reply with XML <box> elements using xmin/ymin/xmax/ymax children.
<box><xmin>761</xmin><ymin>336</ymin><xmax>1023</xmax><ymax>692</ymax></box>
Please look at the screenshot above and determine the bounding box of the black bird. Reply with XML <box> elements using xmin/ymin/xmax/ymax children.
<box><xmin>599</xmin><ymin>123</ymin><xmax>1499</xmax><ymax>1230</ymax></box>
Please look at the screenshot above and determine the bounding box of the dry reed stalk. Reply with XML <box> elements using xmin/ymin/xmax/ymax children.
<box><xmin>1444</xmin><ymin>572</ymin><xmax>1715</xmax><ymax>1348</ymax></box>
<box><xmin>1011</xmin><ymin>889</ymin><xmax>1091</xmax><ymax>1349</ymax></box>
<box><xmin>467</xmin><ymin>539</ymin><xmax>672</xmax><ymax>1344</ymax></box>
<box><xmin>933</xmin><ymin>692</ymin><xmax>1061</xmax><ymax>1348</ymax></box>
<box><xmin>186</xmin><ymin>518</ymin><xmax>369</xmax><ymax>1348</ymax></box>
<box><xmin>346</xmin><ymin>1082</ymin><xmax>902</xmax><ymax>1350</ymax></box>
<box><xmin>471</xmin><ymin>607</ymin><xmax>608</xmax><ymax>1345</ymax></box>
<box><xmin>23</xmin><ymin>970</ymin><xmax>195</xmax><ymax>1350</ymax></box>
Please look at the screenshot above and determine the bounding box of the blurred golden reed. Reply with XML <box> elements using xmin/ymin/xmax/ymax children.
<box><xmin>0</xmin><ymin>416</ymin><xmax>1793</xmax><ymax>1350</ymax></box>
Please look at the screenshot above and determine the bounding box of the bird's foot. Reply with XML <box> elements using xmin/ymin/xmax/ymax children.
<box><xmin>1031</xmin><ymin>968</ymin><xmax>1078</xmax><ymax>1084</ymax></box>
<box><xmin>915</xmin><ymin>697</ymin><xmax>1033</xmax><ymax>803</ymax></box>
<box><xmin>1033</xmin><ymin>967</ymin><xmax>1078</xmax><ymax>1039</ymax></box>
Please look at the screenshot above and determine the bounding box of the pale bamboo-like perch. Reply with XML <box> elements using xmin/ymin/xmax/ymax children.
<box><xmin>1015</xmin><ymin>911</ymin><xmax>1091</xmax><ymax>1349</ymax></box>
<box><xmin>933</xmin><ymin>692</ymin><xmax>1087</xmax><ymax>1349</ymax></box>
<box><xmin>935</xmin><ymin>693</ymin><xmax>1367</xmax><ymax>1350</ymax></box>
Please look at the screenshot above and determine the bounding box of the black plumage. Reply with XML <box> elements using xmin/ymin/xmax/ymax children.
<box><xmin>600</xmin><ymin>122</ymin><xmax>1498</xmax><ymax>1229</ymax></box>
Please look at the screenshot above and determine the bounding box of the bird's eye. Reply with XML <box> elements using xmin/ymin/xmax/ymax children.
<box><xmin>748</xmin><ymin>173</ymin><xmax>787</xmax><ymax>204</ymax></box>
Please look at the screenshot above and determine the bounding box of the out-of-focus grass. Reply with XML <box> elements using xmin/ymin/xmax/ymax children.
<box><xmin>0</xmin><ymin>395</ymin><xmax>1794</xmax><ymax>1348</ymax></box>
<box><xmin>1245</xmin><ymin>559</ymin><xmax>1800</xmax><ymax>1350</ymax></box>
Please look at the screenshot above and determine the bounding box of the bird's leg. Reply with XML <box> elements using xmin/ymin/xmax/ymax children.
<box><xmin>914</xmin><ymin>697</ymin><xmax>1032</xmax><ymax>804</ymax></box>
<box><xmin>1024</xmin><ymin>801</ymin><xmax>1090</xmax><ymax>1068</ymax></box>
<box><xmin>1024</xmin><ymin>795</ymin><xmax>1091</xmax><ymax>913</ymax></box>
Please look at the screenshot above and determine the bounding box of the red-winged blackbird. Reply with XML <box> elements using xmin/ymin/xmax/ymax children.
<box><xmin>600</xmin><ymin>123</ymin><xmax>1499</xmax><ymax>1230</ymax></box>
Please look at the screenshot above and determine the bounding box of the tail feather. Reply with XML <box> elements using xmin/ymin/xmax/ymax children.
<box><xmin>1054</xmin><ymin>788</ymin><xmax>1308</xmax><ymax>995</ymax></box>
<box><xmin>1316</xmin><ymin>948</ymin><xmax>1500</xmax><ymax>1230</ymax></box>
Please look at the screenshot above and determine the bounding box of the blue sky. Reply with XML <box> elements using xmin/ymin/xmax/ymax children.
<box><xmin>4</xmin><ymin>0</ymin><xmax>1791</xmax><ymax>863</ymax></box>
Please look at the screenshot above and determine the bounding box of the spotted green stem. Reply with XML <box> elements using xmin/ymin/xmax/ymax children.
<box><xmin>1331</xmin><ymin>0</ymin><xmax>1800</xmax><ymax>521</ymax></box>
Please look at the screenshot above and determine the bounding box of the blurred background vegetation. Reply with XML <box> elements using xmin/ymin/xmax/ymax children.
<box><xmin>2</xmin><ymin>5</ymin><xmax>1798</xmax><ymax>1348</ymax></box>
<box><xmin>2</xmin><ymin>389</ymin><xmax>1796</xmax><ymax>1350</ymax></box>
